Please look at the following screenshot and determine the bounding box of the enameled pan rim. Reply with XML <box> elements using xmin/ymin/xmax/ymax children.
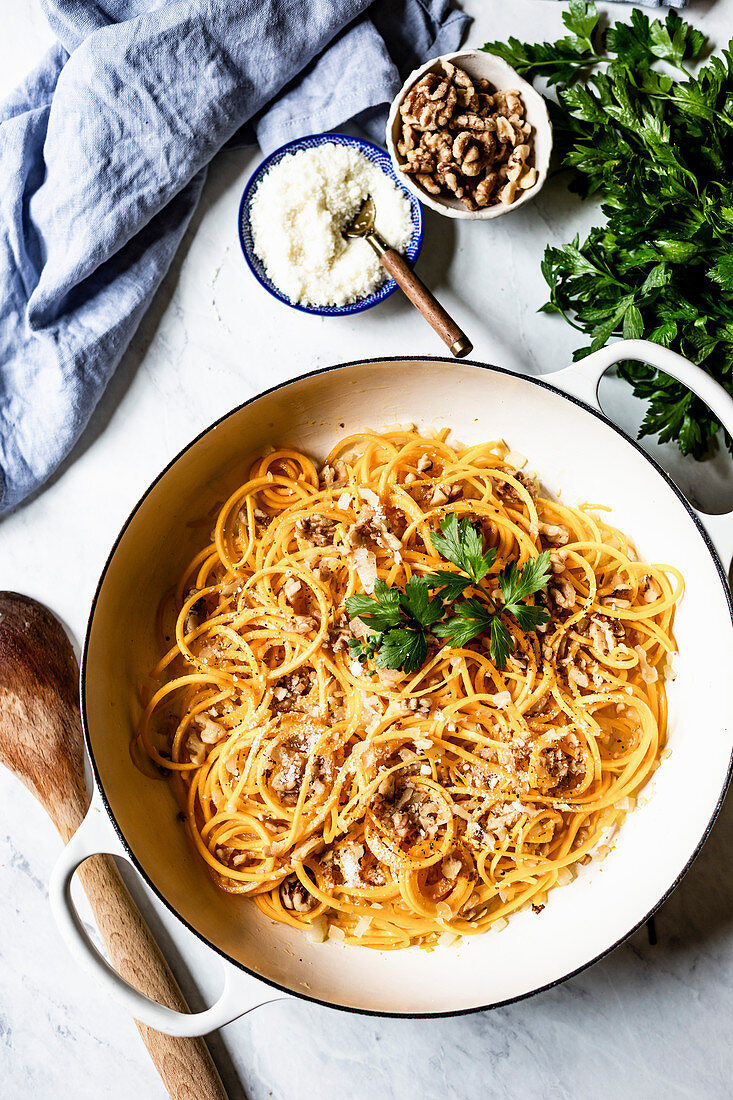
<box><xmin>79</xmin><ymin>354</ymin><xmax>733</xmax><ymax>1019</ymax></box>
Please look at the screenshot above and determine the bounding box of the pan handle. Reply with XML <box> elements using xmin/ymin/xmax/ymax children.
<box><xmin>551</xmin><ymin>338</ymin><xmax>733</xmax><ymax>571</ymax></box>
<box><xmin>49</xmin><ymin>794</ymin><xmax>287</xmax><ymax>1037</ymax></box>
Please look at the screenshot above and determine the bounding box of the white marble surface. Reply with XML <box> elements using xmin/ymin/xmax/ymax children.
<box><xmin>2</xmin><ymin>1</ymin><xmax>733</xmax><ymax>1097</ymax></box>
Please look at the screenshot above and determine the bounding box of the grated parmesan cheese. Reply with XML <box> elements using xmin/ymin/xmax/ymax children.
<box><xmin>353</xmin><ymin>916</ymin><xmax>373</xmax><ymax>938</ymax></box>
<box><xmin>250</xmin><ymin>143</ymin><xmax>414</xmax><ymax>307</ymax></box>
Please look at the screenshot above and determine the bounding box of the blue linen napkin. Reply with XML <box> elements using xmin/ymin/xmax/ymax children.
<box><xmin>0</xmin><ymin>0</ymin><xmax>467</xmax><ymax>515</ymax></box>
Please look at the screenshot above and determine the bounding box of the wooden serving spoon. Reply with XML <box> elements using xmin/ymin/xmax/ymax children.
<box><xmin>343</xmin><ymin>195</ymin><xmax>473</xmax><ymax>358</ymax></box>
<box><xmin>0</xmin><ymin>592</ymin><xmax>228</xmax><ymax>1100</ymax></box>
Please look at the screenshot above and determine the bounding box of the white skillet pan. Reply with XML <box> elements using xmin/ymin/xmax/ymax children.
<box><xmin>49</xmin><ymin>339</ymin><xmax>733</xmax><ymax>1036</ymax></box>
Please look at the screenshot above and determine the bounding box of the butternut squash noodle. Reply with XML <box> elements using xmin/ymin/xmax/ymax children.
<box><xmin>134</xmin><ymin>429</ymin><xmax>682</xmax><ymax>949</ymax></box>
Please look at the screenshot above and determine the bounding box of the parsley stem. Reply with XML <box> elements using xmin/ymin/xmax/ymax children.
<box><xmin>509</xmin><ymin>56</ymin><xmax>605</xmax><ymax>72</ymax></box>
<box><xmin>543</xmin><ymin>301</ymin><xmax>586</xmax><ymax>333</ymax></box>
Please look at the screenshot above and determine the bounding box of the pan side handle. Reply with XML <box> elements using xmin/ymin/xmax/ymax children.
<box><xmin>551</xmin><ymin>339</ymin><xmax>733</xmax><ymax>573</ymax></box>
<box><xmin>49</xmin><ymin>793</ymin><xmax>287</xmax><ymax>1037</ymax></box>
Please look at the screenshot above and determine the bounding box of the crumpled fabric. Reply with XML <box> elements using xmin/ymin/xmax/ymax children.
<box><xmin>0</xmin><ymin>0</ymin><xmax>467</xmax><ymax>514</ymax></box>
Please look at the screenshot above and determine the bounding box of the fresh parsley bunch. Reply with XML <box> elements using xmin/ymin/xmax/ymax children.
<box><xmin>345</xmin><ymin>513</ymin><xmax>551</xmax><ymax>673</ymax></box>
<box><xmin>483</xmin><ymin>2</ymin><xmax>733</xmax><ymax>458</ymax></box>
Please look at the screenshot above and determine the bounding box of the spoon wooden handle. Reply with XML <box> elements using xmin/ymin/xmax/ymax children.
<box><xmin>380</xmin><ymin>249</ymin><xmax>472</xmax><ymax>358</ymax></box>
<box><xmin>0</xmin><ymin>592</ymin><xmax>227</xmax><ymax>1100</ymax></box>
<box><xmin>75</xmin><ymin>853</ymin><xmax>228</xmax><ymax>1100</ymax></box>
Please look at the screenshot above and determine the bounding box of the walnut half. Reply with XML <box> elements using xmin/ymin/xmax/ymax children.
<box><xmin>396</xmin><ymin>61</ymin><xmax>537</xmax><ymax>211</ymax></box>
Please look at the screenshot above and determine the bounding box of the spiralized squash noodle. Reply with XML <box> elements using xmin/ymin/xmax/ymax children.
<box><xmin>134</xmin><ymin>429</ymin><xmax>681</xmax><ymax>949</ymax></box>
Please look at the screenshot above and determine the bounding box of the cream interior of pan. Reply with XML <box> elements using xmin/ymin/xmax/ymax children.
<box><xmin>84</xmin><ymin>359</ymin><xmax>733</xmax><ymax>1014</ymax></box>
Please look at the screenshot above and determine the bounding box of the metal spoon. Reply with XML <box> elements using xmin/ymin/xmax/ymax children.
<box><xmin>344</xmin><ymin>196</ymin><xmax>473</xmax><ymax>358</ymax></box>
<box><xmin>0</xmin><ymin>592</ymin><xmax>228</xmax><ymax>1100</ymax></box>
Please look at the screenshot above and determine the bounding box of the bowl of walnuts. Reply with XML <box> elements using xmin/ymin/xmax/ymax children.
<box><xmin>386</xmin><ymin>50</ymin><xmax>552</xmax><ymax>220</ymax></box>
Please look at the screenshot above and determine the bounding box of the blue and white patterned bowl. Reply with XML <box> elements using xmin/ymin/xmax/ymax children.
<box><xmin>238</xmin><ymin>132</ymin><xmax>424</xmax><ymax>316</ymax></box>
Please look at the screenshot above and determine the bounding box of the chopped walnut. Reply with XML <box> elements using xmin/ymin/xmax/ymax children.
<box><xmin>518</xmin><ymin>166</ymin><xmax>538</xmax><ymax>190</ymax></box>
<box><xmin>607</xmin><ymin>572</ymin><xmax>632</xmax><ymax>597</ymax></box>
<box><xmin>271</xmin><ymin>668</ymin><xmax>315</xmax><ymax>713</ymax></box>
<box><xmin>495</xmin><ymin>115</ymin><xmax>517</xmax><ymax>144</ymax></box>
<box><xmin>194</xmin><ymin>713</ymin><xmax>228</xmax><ymax>744</ymax></box>
<box><xmin>586</xmin><ymin>614</ymin><xmax>625</xmax><ymax>654</ymax></box>
<box><xmin>549</xmin><ymin>576</ymin><xmax>575</xmax><ymax>610</ymax></box>
<box><xmin>282</xmin><ymin>576</ymin><xmax>304</xmax><ymax>605</ymax></box>
<box><xmin>539</xmin><ymin>521</ymin><xmax>570</xmax><ymax>547</ymax></box>
<box><xmin>238</xmin><ymin>506</ymin><xmax>271</xmax><ymax>535</ymax></box>
<box><xmin>567</xmin><ymin>665</ymin><xmax>589</xmax><ymax>689</ymax></box>
<box><xmin>397</xmin><ymin>61</ymin><xmax>536</xmax><ymax>210</ymax></box>
<box><xmin>319</xmin><ymin>461</ymin><xmax>348</xmax><ymax>490</ymax></box>
<box><xmin>415</xmin><ymin>172</ymin><xmax>442</xmax><ymax>195</ymax></box>
<box><xmin>535</xmin><ymin>746</ymin><xmax>569</xmax><ymax>790</ymax></box>
<box><xmin>452</xmin><ymin>131</ymin><xmax>487</xmax><ymax>176</ymax></box>
<box><xmin>437</xmin><ymin>162</ymin><xmax>466</xmax><ymax>199</ymax></box>
<box><xmin>325</xmin><ymin>612</ymin><xmax>355</xmax><ymax>654</ymax></box>
<box><xmin>429</xmin><ymin>481</ymin><xmax>461</xmax><ymax>507</ymax></box>
<box><xmin>397</xmin><ymin>123</ymin><xmax>419</xmax><ymax>157</ymax></box>
<box><xmin>186</xmin><ymin>730</ymin><xmax>207</xmax><ymax>766</ymax></box>
<box><xmin>505</xmin><ymin>143</ymin><xmax>530</xmax><ymax>182</ymax></box>
<box><xmin>346</xmin><ymin>505</ymin><xmax>402</xmax><ymax>554</ymax></box>
<box><xmin>495</xmin><ymin>469</ymin><xmax>538</xmax><ymax>507</ymax></box>
<box><xmin>423</xmin><ymin>129</ymin><xmax>454</xmax><ymax>164</ymax></box>
<box><xmin>453</xmin><ymin>112</ymin><xmax>495</xmax><ymax>132</ymax></box>
<box><xmin>279</xmin><ymin>875</ymin><xmax>317</xmax><ymax>913</ymax></box>
<box><xmin>374</xmin><ymin>778</ymin><xmax>447</xmax><ymax>845</ymax></box>
<box><xmin>295</xmin><ymin>514</ymin><xmax>337</xmax><ymax>547</ymax></box>
<box><xmin>494</xmin><ymin>89</ymin><xmax>523</xmax><ymax>118</ymax></box>
<box><xmin>289</xmin><ymin>615</ymin><xmax>318</xmax><ymax>635</ymax></box>
<box><xmin>406</xmin><ymin>695</ymin><xmax>432</xmax><ymax>717</ymax></box>
<box><xmin>268</xmin><ymin>722</ymin><xmax>333</xmax><ymax>805</ymax></box>
<box><xmin>400</xmin><ymin>71</ymin><xmax>457</xmax><ymax>129</ymax></box>
<box><xmin>634</xmin><ymin>644</ymin><xmax>658</xmax><ymax>684</ymax></box>
<box><xmin>550</xmin><ymin>550</ymin><xmax>569</xmax><ymax>575</ymax></box>
<box><xmin>474</xmin><ymin>172</ymin><xmax>499</xmax><ymax>207</ymax></box>
<box><xmin>327</xmin><ymin>612</ymin><xmax>371</xmax><ymax>655</ymax></box>
<box><xmin>641</xmin><ymin>574</ymin><xmax>662</xmax><ymax>603</ymax></box>
<box><xmin>497</xmin><ymin>179</ymin><xmax>518</xmax><ymax>205</ymax></box>
<box><xmin>183</xmin><ymin>589</ymin><xmax>214</xmax><ymax>635</ymax></box>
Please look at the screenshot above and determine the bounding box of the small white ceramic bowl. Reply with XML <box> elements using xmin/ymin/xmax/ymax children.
<box><xmin>386</xmin><ymin>50</ymin><xmax>553</xmax><ymax>220</ymax></box>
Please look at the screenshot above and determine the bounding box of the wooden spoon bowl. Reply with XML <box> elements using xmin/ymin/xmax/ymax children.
<box><xmin>0</xmin><ymin>592</ymin><xmax>228</xmax><ymax>1100</ymax></box>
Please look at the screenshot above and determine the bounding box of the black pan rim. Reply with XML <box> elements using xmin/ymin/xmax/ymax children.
<box><xmin>79</xmin><ymin>352</ymin><xmax>733</xmax><ymax>1021</ymax></box>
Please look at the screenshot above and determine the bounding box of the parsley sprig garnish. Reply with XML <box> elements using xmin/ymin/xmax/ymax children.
<box><xmin>345</xmin><ymin>513</ymin><xmax>550</xmax><ymax>674</ymax></box>
<box><xmin>429</xmin><ymin>513</ymin><xmax>496</xmax><ymax>585</ymax></box>
<box><xmin>483</xmin><ymin>3</ymin><xmax>733</xmax><ymax>459</ymax></box>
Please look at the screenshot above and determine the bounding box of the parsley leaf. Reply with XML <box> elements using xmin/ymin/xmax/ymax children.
<box><xmin>511</xmin><ymin>602</ymin><xmax>551</xmax><ymax>632</ymax></box>
<box><xmin>433</xmin><ymin>597</ymin><xmax>494</xmax><ymax>648</ymax></box>
<box><xmin>709</xmin><ymin>251</ymin><xmax>733</xmax><ymax>291</ymax></box>
<box><xmin>430</xmin><ymin>513</ymin><xmax>496</xmax><ymax>584</ymax></box>
<box><xmin>399</xmin><ymin>576</ymin><xmax>445</xmax><ymax>628</ymax></box>
<box><xmin>499</xmin><ymin>552</ymin><xmax>552</xmax><ymax>608</ymax></box>
<box><xmin>374</xmin><ymin>628</ymin><xmax>427</xmax><ymax>674</ymax></box>
<box><xmin>345</xmin><ymin>579</ymin><xmax>401</xmax><ymax>632</ymax></box>
<box><xmin>562</xmin><ymin>0</ymin><xmax>600</xmax><ymax>54</ymax></box>
<box><xmin>481</xmin><ymin>33</ymin><xmax>596</xmax><ymax>88</ymax></box>
<box><xmin>648</xmin><ymin>11</ymin><xmax>706</xmax><ymax>69</ymax></box>
<box><xmin>424</xmin><ymin>568</ymin><xmax>473</xmax><ymax>601</ymax></box>
<box><xmin>490</xmin><ymin>617</ymin><xmax>515</xmax><ymax>670</ymax></box>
